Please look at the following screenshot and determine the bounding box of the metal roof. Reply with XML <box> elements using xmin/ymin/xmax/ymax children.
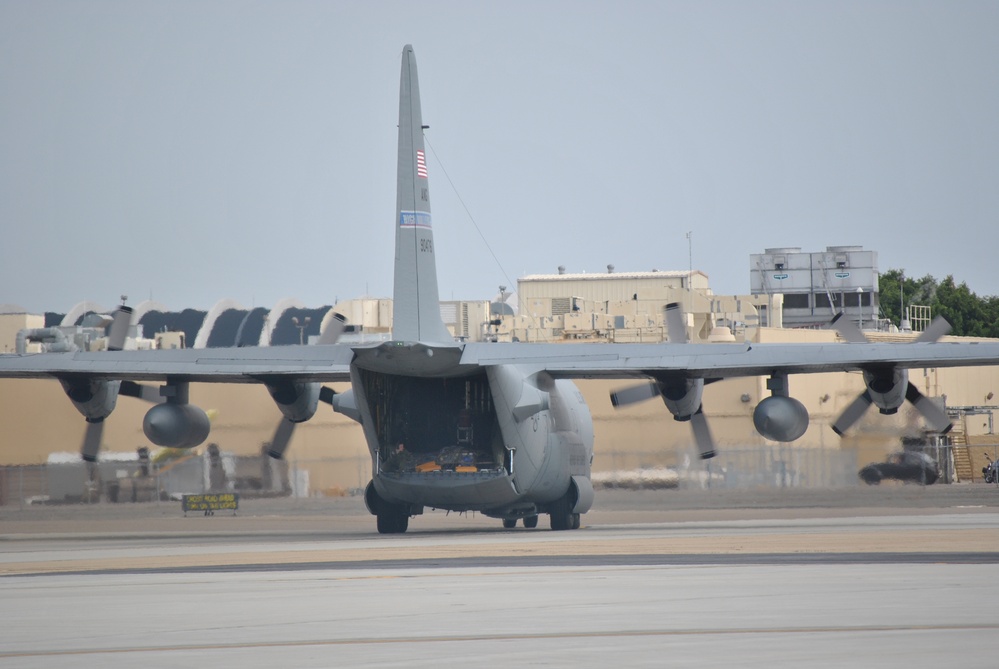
<box><xmin>519</xmin><ymin>270</ymin><xmax>708</xmax><ymax>282</ymax></box>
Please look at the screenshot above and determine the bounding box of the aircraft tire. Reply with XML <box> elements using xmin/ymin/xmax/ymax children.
<box><xmin>377</xmin><ymin>512</ymin><xmax>408</xmax><ymax>534</ymax></box>
<box><xmin>523</xmin><ymin>515</ymin><xmax>539</xmax><ymax>529</ymax></box>
<box><xmin>571</xmin><ymin>513</ymin><xmax>580</xmax><ymax>530</ymax></box>
<box><xmin>502</xmin><ymin>518</ymin><xmax>517</xmax><ymax>529</ymax></box>
<box><xmin>549</xmin><ymin>495</ymin><xmax>573</xmax><ymax>531</ymax></box>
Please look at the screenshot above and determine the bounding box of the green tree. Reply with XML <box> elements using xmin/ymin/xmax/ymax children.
<box><xmin>879</xmin><ymin>269</ymin><xmax>999</xmax><ymax>338</ymax></box>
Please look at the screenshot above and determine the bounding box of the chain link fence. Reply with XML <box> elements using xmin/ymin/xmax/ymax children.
<box><xmin>0</xmin><ymin>453</ymin><xmax>372</xmax><ymax>509</ymax></box>
<box><xmin>690</xmin><ymin>444</ymin><xmax>858</xmax><ymax>489</ymax></box>
<box><xmin>1</xmin><ymin>445</ymin><xmax>865</xmax><ymax>510</ymax></box>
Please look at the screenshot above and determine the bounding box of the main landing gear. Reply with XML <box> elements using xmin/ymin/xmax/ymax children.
<box><xmin>376</xmin><ymin>511</ymin><xmax>409</xmax><ymax>534</ymax></box>
<box><xmin>366</xmin><ymin>482</ymin><xmax>412</xmax><ymax>534</ymax></box>
<box><xmin>502</xmin><ymin>515</ymin><xmax>540</xmax><ymax>529</ymax></box>
<box><xmin>548</xmin><ymin>493</ymin><xmax>580</xmax><ymax>531</ymax></box>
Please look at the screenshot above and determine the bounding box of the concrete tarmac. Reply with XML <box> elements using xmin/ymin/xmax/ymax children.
<box><xmin>2</xmin><ymin>486</ymin><xmax>999</xmax><ymax>667</ymax></box>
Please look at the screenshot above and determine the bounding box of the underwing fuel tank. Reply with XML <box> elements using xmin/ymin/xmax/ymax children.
<box><xmin>143</xmin><ymin>403</ymin><xmax>211</xmax><ymax>448</ymax></box>
<box><xmin>753</xmin><ymin>395</ymin><xmax>809</xmax><ymax>442</ymax></box>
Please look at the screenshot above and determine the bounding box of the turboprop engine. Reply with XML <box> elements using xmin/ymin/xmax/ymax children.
<box><xmin>60</xmin><ymin>377</ymin><xmax>121</xmax><ymax>422</ymax></box>
<box><xmin>266</xmin><ymin>381</ymin><xmax>321</xmax><ymax>423</ymax></box>
<box><xmin>608</xmin><ymin>304</ymin><xmax>717</xmax><ymax>458</ymax></box>
<box><xmin>828</xmin><ymin>313</ymin><xmax>953</xmax><ymax>436</ymax></box>
<box><xmin>263</xmin><ymin>382</ymin><xmax>340</xmax><ymax>459</ymax></box>
<box><xmin>660</xmin><ymin>377</ymin><xmax>704</xmax><ymax>422</ymax></box>
<box><xmin>861</xmin><ymin>367</ymin><xmax>908</xmax><ymax>414</ymax></box>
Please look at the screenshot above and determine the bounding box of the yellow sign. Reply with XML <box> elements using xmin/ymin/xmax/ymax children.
<box><xmin>182</xmin><ymin>493</ymin><xmax>239</xmax><ymax>513</ymax></box>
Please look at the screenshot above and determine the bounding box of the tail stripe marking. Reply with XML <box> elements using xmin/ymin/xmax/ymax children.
<box><xmin>399</xmin><ymin>211</ymin><xmax>433</xmax><ymax>228</ymax></box>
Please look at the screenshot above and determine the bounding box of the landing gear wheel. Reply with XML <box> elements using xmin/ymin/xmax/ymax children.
<box><xmin>523</xmin><ymin>515</ymin><xmax>539</xmax><ymax>529</ymax></box>
<box><xmin>377</xmin><ymin>512</ymin><xmax>409</xmax><ymax>534</ymax></box>
<box><xmin>502</xmin><ymin>518</ymin><xmax>517</xmax><ymax>529</ymax></box>
<box><xmin>571</xmin><ymin>513</ymin><xmax>580</xmax><ymax>530</ymax></box>
<box><xmin>549</xmin><ymin>495</ymin><xmax>573</xmax><ymax>531</ymax></box>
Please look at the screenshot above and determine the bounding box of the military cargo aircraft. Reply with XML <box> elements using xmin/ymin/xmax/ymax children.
<box><xmin>3</xmin><ymin>45</ymin><xmax>999</xmax><ymax>533</ymax></box>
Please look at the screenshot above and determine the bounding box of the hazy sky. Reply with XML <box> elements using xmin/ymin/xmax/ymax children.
<box><xmin>2</xmin><ymin>1</ymin><xmax>997</xmax><ymax>314</ymax></box>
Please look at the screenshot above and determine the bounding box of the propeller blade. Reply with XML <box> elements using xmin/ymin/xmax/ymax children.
<box><xmin>120</xmin><ymin>380</ymin><xmax>163</xmax><ymax>404</ymax></box>
<box><xmin>905</xmin><ymin>383</ymin><xmax>953</xmax><ymax>433</ymax></box>
<box><xmin>831</xmin><ymin>391</ymin><xmax>874</xmax><ymax>436</ymax></box>
<box><xmin>610</xmin><ymin>381</ymin><xmax>661</xmax><ymax>408</ymax></box>
<box><xmin>81</xmin><ymin>420</ymin><xmax>104</xmax><ymax>462</ymax></box>
<box><xmin>690</xmin><ymin>408</ymin><xmax>716</xmax><ymax>459</ymax></box>
<box><xmin>829</xmin><ymin>311</ymin><xmax>868</xmax><ymax>344</ymax></box>
<box><xmin>319</xmin><ymin>386</ymin><xmax>337</xmax><ymax>406</ymax></box>
<box><xmin>317</xmin><ymin>312</ymin><xmax>348</xmax><ymax>345</ymax></box>
<box><xmin>664</xmin><ymin>302</ymin><xmax>688</xmax><ymax>344</ymax></box>
<box><xmin>106</xmin><ymin>305</ymin><xmax>133</xmax><ymax>351</ymax></box>
<box><xmin>914</xmin><ymin>316</ymin><xmax>952</xmax><ymax>343</ymax></box>
<box><xmin>266</xmin><ymin>418</ymin><xmax>296</xmax><ymax>459</ymax></box>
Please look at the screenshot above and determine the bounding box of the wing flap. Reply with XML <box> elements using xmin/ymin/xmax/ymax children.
<box><xmin>460</xmin><ymin>341</ymin><xmax>999</xmax><ymax>379</ymax></box>
<box><xmin>0</xmin><ymin>345</ymin><xmax>354</xmax><ymax>383</ymax></box>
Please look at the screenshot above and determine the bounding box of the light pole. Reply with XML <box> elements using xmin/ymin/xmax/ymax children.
<box><xmin>856</xmin><ymin>287</ymin><xmax>864</xmax><ymax>330</ymax></box>
<box><xmin>292</xmin><ymin>316</ymin><xmax>311</xmax><ymax>345</ymax></box>
<box><xmin>899</xmin><ymin>269</ymin><xmax>909</xmax><ymax>331</ymax></box>
<box><xmin>686</xmin><ymin>231</ymin><xmax>693</xmax><ymax>314</ymax></box>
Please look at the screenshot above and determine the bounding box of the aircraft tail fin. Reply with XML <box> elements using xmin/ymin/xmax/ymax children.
<box><xmin>392</xmin><ymin>45</ymin><xmax>453</xmax><ymax>344</ymax></box>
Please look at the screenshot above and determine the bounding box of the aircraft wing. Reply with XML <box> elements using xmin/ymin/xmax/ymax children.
<box><xmin>0</xmin><ymin>344</ymin><xmax>355</xmax><ymax>383</ymax></box>
<box><xmin>459</xmin><ymin>341</ymin><xmax>999</xmax><ymax>379</ymax></box>
<box><xmin>7</xmin><ymin>339</ymin><xmax>999</xmax><ymax>383</ymax></box>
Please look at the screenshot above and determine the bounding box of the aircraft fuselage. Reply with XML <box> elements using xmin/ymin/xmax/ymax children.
<box><xmin>352</xmin><ymin>351</ymin><xmax>594</xmax><ymax>523</ymax></box>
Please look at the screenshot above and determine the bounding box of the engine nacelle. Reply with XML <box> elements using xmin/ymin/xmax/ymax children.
<box><xmin>266</xmin><ymin>381</ymin><xmax>320</xmax><ymax>423</ymax></box>
<box><xmin>330</xmin><ymin>388</ymin><xmax>362</xmax><ymax>423</ymax></box>
<box><xmin>143</xmin><ymin>403</ymin><xmax>211</xmax><ymax>448</ymax></box>
<box><xmin>864</xmin><ymin>367</ymin><xmax>908</xmax><ymax>415</ymax></box>
<box><xmin>60</xmin><ymin>378</ymin><xmax>121</xmax><ymax>422</ymax></box>
<box><xmin>660</xmin><ymin>377</ymin><xmax>703</xmax><ymax>421</ymax></box>
<box><xmin>753</xmin><ymin>395</ymin><xmax>809</xmax><ymax>442</ymax></box>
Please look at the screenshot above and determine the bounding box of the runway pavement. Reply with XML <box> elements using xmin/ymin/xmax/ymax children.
<box><xmin>2</xmin><ymin>486</ymin><xmax>998</xmax><ymax>667</ymax></box>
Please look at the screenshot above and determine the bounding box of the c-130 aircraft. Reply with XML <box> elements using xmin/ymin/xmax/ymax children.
<box><xmin>4</xmin><ymin>45</ymin><xmax>999</xmax><ymax>533</ymax></box>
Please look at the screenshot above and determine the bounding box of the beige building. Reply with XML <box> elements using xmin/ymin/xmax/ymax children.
<box><xmin>3</xmin><ymin>278</ymin><xmax>999</xmax><ymax>488</ymax></box>
<box><xmin>0</xmin><ymin>311</ymin><xmax>45</xmax><ymax>354</ymax></box>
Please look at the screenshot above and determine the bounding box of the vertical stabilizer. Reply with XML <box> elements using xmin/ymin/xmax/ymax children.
<box><xmin>392</xmin><ymin>45</ymin><xmax>453</xmax><ymax>344</ymax></box>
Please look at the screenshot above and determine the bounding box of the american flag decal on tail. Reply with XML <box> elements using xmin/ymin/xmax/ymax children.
<box><xmin>416</xmin><ymin>150</ymin><xmax>428</xmax><ymax>178</ymax></box>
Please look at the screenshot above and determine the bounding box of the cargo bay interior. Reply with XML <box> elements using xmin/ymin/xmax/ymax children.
<box><xmin>358</xmin><ymin>369</ymin><xmax>504</xmax><ymax>474</ymax></box>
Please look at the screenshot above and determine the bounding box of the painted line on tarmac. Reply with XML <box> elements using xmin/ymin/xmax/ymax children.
<box><xmin>4</xmin><ymin>623</ymin><xmax>999</xmax><ymax>659</ymax></box>
<box><xmin>5</xmin><ymin>551</ymin><xmax>999</xmax><ymax>578</ymax></box>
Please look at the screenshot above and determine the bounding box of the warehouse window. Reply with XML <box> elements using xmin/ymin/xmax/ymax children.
<box><xmin>783</xmin><ymin>294</ymin><xmax>809</xmax><ymax>309</ymax></box>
